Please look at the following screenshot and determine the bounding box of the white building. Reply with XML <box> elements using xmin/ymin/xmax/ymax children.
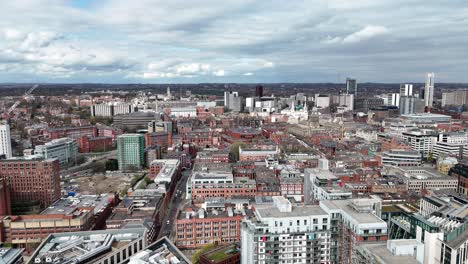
<box><xmin>400</xmin><ymin>84</ymin><xmax>414</xmax><ymax>96</ymax></box>
<box><xmin>241</xmin><ymin>196</ymin><xmax>331</xmax><ymax>264</ymax></box>
<box><xmin>433</xmin><ymin>132</ymin><xmax>468</xmax><ymax>159</ymax></box>
<box><xmin>314</xmin><ymin>94</ymin><xmax>330</xmax><ymax>109</ymax></box>
<box><xmin>331</xmin><ymin>94</ymin><xmax>354</xmax><ymax>111</ymax></box>
<box><xmin>389</xmin><ymin>167</ymin><xmax>458</xmax><ymax>194</ymax></box>
<box><xmin>424</xmin><ymin>73</ymin><xmax>435</xmax><ymax>108</ymax></box>
<box><xmin>0</xmin><ymin>124</ymin><xmax>12</xmax><ymax>158</ymax></box>
<box><xmin>402</xmin><ymin>130</ymin><xmax>437</xmax><ymax>158</ymax></box>
<box><xmin>304</xmin><ymin>167</ymin><xmax>352</xmax><ymax>203</ymax></box>
<box><xmin>33</xmin><ymin>137</ymin><xmax>78</xmax><ymax>167</ymax></box>
<box><xmin>91</xmin><ymin>102</ymin><xmax>136</xmax><ymax>117</ymax></box>
<box><xmin>380</xmin><ymin>149</ymin><xmax>422</xmax><ymax>167</ymax></box>
<box><xmin>169</xmin><ymin>107</ymin><xmax>197</xmax><ymax>117</ymax></box>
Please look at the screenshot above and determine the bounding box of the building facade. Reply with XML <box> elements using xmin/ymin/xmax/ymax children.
<box><xmin>0</xmin><ymin>124</ymin><xmax>12</xmax><ymax>158</ymax></box>
<box><xmin>117</xmin><ymin>134</ymin><xmax>145</xmax><ymax>170</ymax></box>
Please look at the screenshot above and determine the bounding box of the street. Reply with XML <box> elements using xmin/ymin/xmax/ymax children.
<box><xmin>158</xmin><ymin>168</ymin><xmax>192</xmax><ymax>239</ymax></box>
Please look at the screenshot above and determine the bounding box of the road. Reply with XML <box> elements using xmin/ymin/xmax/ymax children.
<box><xmin>158</xmin><ymin>169</ymin><xmax>192</xmax><ymax>239</ymax></box>
<box><xmin>60</xmin><ymin>150</ymin><xmax>117</xmax><ymax>177</ymax></box>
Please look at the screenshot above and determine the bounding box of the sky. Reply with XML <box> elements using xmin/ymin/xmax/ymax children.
<box><xmin>0</xmin><ymin>0</ymin><xmax>467</xmax><ymax>83</ymax></box>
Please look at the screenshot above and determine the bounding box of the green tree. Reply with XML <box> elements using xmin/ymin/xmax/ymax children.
<box><xmin>105</xmin><ymin>159</ymin><xmax>119</xmax><ymax>171</ymax></box>
<box><xmin>191</xmin><ymin>243</ymin><xmax>217</xmax><ymax>264</ymax></box>
<box><xmin>230</xmin><ymin>142</ymin><xmax>247</xmax><ymax>162</ymax></box>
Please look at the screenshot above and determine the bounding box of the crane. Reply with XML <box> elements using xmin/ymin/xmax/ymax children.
<box><xmin>4</xmin><ymin>84</ymin><xmax>38</xmax><ymax>120</ymax></box>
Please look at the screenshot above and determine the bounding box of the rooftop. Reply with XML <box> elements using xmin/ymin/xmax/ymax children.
<box><xmin>127</xmin><ymin>236</ymin><xmax>190</xmax><ymax>264</ymax></box>
<box><xmin>41</xmin><ymin>194</ymin><xmax>112</xmax><ymax>216</ymax></box>
<box><xmin>28</xmin><ymin>228</ymin><xmax>146</xmax><ymax>264</ymax></box>
<box><xmin>0</xmin><ymin>247</ymin><xmax>24</xmax><ymax>264</ymax></box>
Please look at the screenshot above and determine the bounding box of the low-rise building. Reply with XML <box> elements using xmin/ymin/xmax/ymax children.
<box><xmin>389</xmin><ymin>166</ymin><xmax>458</xmax><ymax>194</ymax></box>
<box><xmin>175</xmin><ymin>204</ymin><xmax>250</xmax><ymax>249</ymax></box>
<box><xmin>28</xmin><ymin>228</ymin><xmax>147</xmax><ymax>264</ymax></box>
<box><xmin>33</xmin><ymin>137</ymin><xmax>78</xmax><ymax>167</ymax></box>
<box><xmin>127</xmin><ymin>236</ymin><xmax>190</xmax><ymax>264</ymax></box>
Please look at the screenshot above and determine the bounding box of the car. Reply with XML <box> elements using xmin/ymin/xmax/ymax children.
<box><xmin>166</xmin><ymin>220</ymin><xmax>170</xmax><ymax>225</ymax></box>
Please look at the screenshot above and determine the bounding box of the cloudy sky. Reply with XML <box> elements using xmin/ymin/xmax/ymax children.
<box><xmin>0</xmin><ymin>0</ymin><xmax>467</xmax><ymax>83</ymax></box>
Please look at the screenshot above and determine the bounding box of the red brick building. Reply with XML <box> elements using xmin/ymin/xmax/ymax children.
<box><xmin>175</xmin><ymin>206</ymin><xmax>245</xmax><ymax>249</ymax></box>
<box><xmin>77</xmin><ymin>136</ymin><xmax>113</xmax><ymax>153</ymax></box>
<box><xmin>0</xmin><ymin>159</ymin><xmax>60</xmax><ymax>207</ymax></box>
<box><xmin>45</xmin><ymin>125</ymin><xmax>98</xmax><ymax>139</ymax></box>
<box><xmin>0</xmin><ymin>179</ymin><xmax>11</xmax><ymax>216</ymax></box>
<box><xmin>145</xmin><ymin>132</ymin><xmax>172</xmax><ymax>149</ymax></box>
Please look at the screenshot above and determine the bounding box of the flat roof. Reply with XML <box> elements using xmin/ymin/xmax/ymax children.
<box><xmin>321</xmin><ymin>199</ymin><xmax>386</xmax><ymax>225</ymax></box>
<box><xmin>358</xmin><ymin>242</ymin><xmax>419</xmax><ymax>264</ymax></box>
<box><xmin>41</xmin><ymin>194</ymin><xmax>111</xmax><ymax>216</ymax></box>
<box><xmin>28</xmin><ymin>228</ymin><xmax>146</xmax><ymax>264</ymax></box>
<box><xmin>256</xmin><ymin>205</ymin><xmax>327</xmax><ymax>218</ymax></box>
<box><xmin>0</xmin><ymin>247</ymin><xmax>24</xmax><ymax>264</ymax></box>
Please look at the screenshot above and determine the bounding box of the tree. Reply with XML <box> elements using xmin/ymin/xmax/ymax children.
<box><xmin>105</xmin><ymin>159</ymin><xmax>119</xmax><ymax>171</ymax></box>
<box><xmin>230</xmin><ymin>142</ymin><xmax>247</xmax><ymax>162</ymax></box>
<box><xmin>191</xmin><ymin>243</ymin><xmax>217</xmax><ymax>264</ymax></box>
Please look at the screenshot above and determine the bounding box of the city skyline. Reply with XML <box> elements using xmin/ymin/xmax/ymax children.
<box><xmin>0</xmin><ymin>1</ymin><xmax>467</xmax><ymax>83</ymax></box>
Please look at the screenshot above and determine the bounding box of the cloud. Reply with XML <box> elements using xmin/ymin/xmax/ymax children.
<box><xmin>322</xmin><ymin>25</ymin><xmax>389</xmax><ymax>44</ymax></box>
<box><xmin>213</xmin><ymin>69</ymin><xmax>225</xmax><ymax>76</ymax></box>
<box><xmin>0</xmin><ymin>1</ymin><xmax>467</xmax><ymax>82</ymax></box>
<box><xmin>343</xmin><ymin>25</ymin><xmax>389</xmax><ymax>43</ymax></box>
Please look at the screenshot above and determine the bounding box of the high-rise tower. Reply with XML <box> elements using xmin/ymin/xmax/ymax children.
<box><xmin>424</xmin><ymin>73</ymin><xmax>435</xmax><ymax>109</ymax></box>
<box><xmin>346</xmin><ymin>78</ymin><xmax>357</xmax><ymax>96</ymax></box>
<box><xmin>0</xmin><ymin>124</ymin><xmax>12</xmax><ymax>159</ymax></box>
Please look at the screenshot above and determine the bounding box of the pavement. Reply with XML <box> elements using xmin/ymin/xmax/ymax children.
<box><xmin>158</xmin><ymin>169</ymin><xmax>192</xmax><ymax>240</ymax></box>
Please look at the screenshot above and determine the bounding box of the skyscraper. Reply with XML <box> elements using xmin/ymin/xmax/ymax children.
<box><xmin>255</xmin><ymin>85</ymin><xmax>264</xmax><ymax>97</ymax></box>
<box><xmin>424</xmin><ymin>72</ymin><xmax>435</xmax><ymax>108</ymax></box>
<box><xmin>346</xmin><ymin>78</ymin><xmax>357</xmax><ymax>96</ymax></box>
<box><xmin>117</xmin><ymin>134</ymin><xmax>145</xmax><ymax>170</ymax></box>
<box><xmin>400</xmin><ymin>84</ymin><xmax>413</xmax><ymax>96</ymax></box>
<box><xmin>0</xmin><ymin>124</ymin><xmax>12</xmax><ymax>158</ymax></box>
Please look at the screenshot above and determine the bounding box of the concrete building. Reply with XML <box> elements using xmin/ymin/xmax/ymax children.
<box><xmin>127</xmin><ymin>236</ymin><xmax>190</xmax><ymax>264</ymax></box>
<box><xmin>238</xmin><ymin>146</ymin><xmax>279</xmax><ymax>162</ymax></box>
<box><xmin>441</xmin><ymin>90</ymin><xmax>468</xmax><ymax>107</ymax></box>
<box><xmin>331</xmin><ymin>94</ymin><xmax>354</xmax><ymax>111</ymax></box>
<box><xmin>91</xmin><ymin>102</ymin><xmax>136</xmax><ymax>117</ymax></box>
<box><xmin>304</xmin><ymin>167</ymin><xmax>352</xmax><ymax>204</ymax></box>
<box><xmin>33</xmin><ymin>137</ymin><xmax>78</xmax><ymax>167</ymax></box>
<box><xmin>433</xmin><ymin>132</ymin><xmax>468</xmax><ymax>159</ymax></box>
<box><xmin>224</xmin><ymin>91</ymin><xmax>243</xmax><ymax>112</ymax></box>
<box><xmin>354</xmin><ymin>98</ymin><xmax>384</xmax><ymax>112</ymax></box>
<box><xmin>320</xmin><ymin>198</ymin><xmax>388</xmax><ymax>264</ymax></box>
<box><xmin>0</xmin><ymin>194</ymin><xmax>115</xmax><ymax>249</ymax></box>
<box><xmin>389</xmin><ymin>166</ymin><xmax>458</xmax><ymax>194</ymax></box>
<box><xmin>0</xmin><ymin>124</ymin><xmax>12</xmax><ymax>158</ymax></box>
<box><xmin>117</xmin><ymin>134</ymin><xmax>145</xmax><ymax>170</ymax></box>
<box><xmin>400</xmin><ymin>84</ymin><xmax>414</xmax><ymax>97</ymax></box>
<box><xmin>28</xmin><ymin>228</ymin><xmax>147</xmax><ymax>264</ymax></box>
<box><xmin>0</xmin><ymin>158</ymin><xmax>60</xmax><ymax>207</ymax></box>
<box><xmin>379</xmin><ymin>149</ymin><xmax>422</xmax><ymax>167</ymax></box>
<box><xmin>0</xmin><ymin>247</ymin><xmax>24</xmax><ymax>264</ymax></box>
<box><xmin>402</xmin><ymin>130</ymin><xmax>437</xmax><ymax>158</ymax></box>
<box><xmin>241</xmin><ymin>196</ymin><xmax>332</xmax><ymax>264</ymax></box>
<box><xmin>314</xmin><ymin>94</ymin><xmax>330</xmax><ymax>109</ymax></box>
<box><xmin>399</xmin><ymin>96</ymin><xmax>425</xmax><ymax>115</ymax></box>
<box><xmin>424</xmin><ymin>72</ymin><xmax>435</xmax><ymax>108</ymax></box>
<box><xmin>346</xmin><ymin>78</ymin><xmax>357</xmax><ymax>96</ymax></box>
